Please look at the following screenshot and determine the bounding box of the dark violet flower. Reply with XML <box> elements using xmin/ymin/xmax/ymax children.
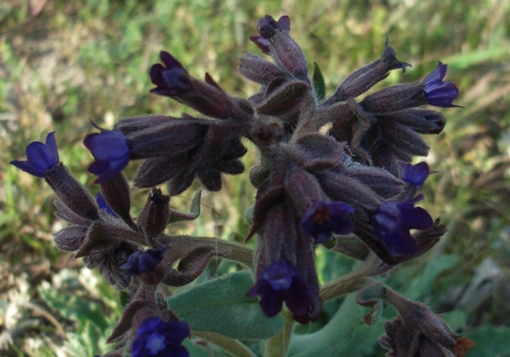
<box><xmin>399</xmin><ymin>162</ymin><xmax>430</xmax><ymax>187</ymax></box>
<box><xmin>247</xmin><ymin>260</ymin><xmax>316</xmax><ymax>322</ymax></box>
<box><xmin>121</xmin><ymin>246</ymin><xmax>168</xmax><ymax>277</ymax></box>
<box><xmin>150</xmin><ymin>51</ymin><xmax>192</xmax><ymax>97</ymax></box>
<box><xmin>10</xmin><ymin>132</ymin><xmax>59</xmax><ymax>177</ymax></box>
<box><xmin>373</xmin><ymin>195</ymin><xmax>433</xmax><ymax>258</ymax></box>
<box><xmin>423</xmin><ymin>61</ymin><xmax>460</xmax><ymax>107</ymax></box>
<box><xmin>300</xmin><ymin>200</ymin><xmax>355</xmax><ymax>244</ymax></box>
<box><xmin>132</xmin><ymin>317</ymin><xmax>190</xmax><ymax>357</ymax></box>
<box><xmin>96</xmin><ymin>193</ymin><xmax>118</xmax><ymax>218</ymax></box>
<box><xmin>84</xmin><ymin>128</ymin><xmax>131</xmax><ymax>184</ymax></box>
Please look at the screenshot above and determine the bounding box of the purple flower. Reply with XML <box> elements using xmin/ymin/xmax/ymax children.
<box><xmin>150</xmin><ymin>51</ymin><xmax>192</xmax><ymax>97</ymax></box>
<box><xmin>121</xmin><ymin>246</ymin><xmax>168</xmax><ymax>277</ymax></box>
<box><xmin>247</xmin><ymin>260</ymin><xmax>317</xmax><ymax>322</ymax></box>
<box><xmin>132</xmin><ymin>317</ymin><xmax>190</xmax><ymax>357</ymax></box>
<box><xmin>423</xmin><ymin>61</ymin><xmax>460</xmax><ymax>107</ymax></box>
<box><xmin>96</xmin><ymin>193</ymin><xmax>118</xmax><ymax>217</ymax></box>
<box><xmin>84</xmin><ymin>128</ymin><xmax>131</xmax><ymax>184</ymax></box>
<box><xmin>399</xmin><ymin>162</ymin><xmax>430</xmax><ymax>186</ymax></box>
<box><xmin>10</xmin><ymin>132</ymin><xmax>59</xmax><ymax>177</ymax></box>
<box><xmin>373</xmin><ymin>195</ymin><xmax>433</xmax><ymax>258</ymax></box>
<box><xmin>300</xmin><ymin>200</ymin><xmax>355</xmax><ymax>244</ymax></box>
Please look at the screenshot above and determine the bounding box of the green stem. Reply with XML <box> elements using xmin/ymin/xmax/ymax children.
<box><xmin>193</xmin><ymin>330</ymin><xmax>257</xmax><ymax>357</ymax></box>
<box><xmin>320</xmin><ymin>274</ymin><xmax>373</xmax><ymax>302</ymax></box>
<box><xmin>162</xmin><ymin>235</ymin><xmax>254</xmax><ymax>268</ymax></box>
<box><xmin>263</xmin><ymin>310</ymin><xmax>295</xmax><ymax>357</ymax></box>
<box><xmin>320</xmin><ymin>257</ymin><xmax>379</xmax><ymax>302</ymax></box>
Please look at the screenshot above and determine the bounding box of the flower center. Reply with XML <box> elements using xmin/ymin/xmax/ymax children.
<box><xmin>147</xmin><ymin>332</ymin><xmax>166</xmax><ymax>355</ymax></box>
<box><xmin>311</xmin><ymin>207</ymin><xmax>330</xmax><ymax>225</ymax></box>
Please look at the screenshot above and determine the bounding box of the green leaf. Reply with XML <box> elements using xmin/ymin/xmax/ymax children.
<box><xmin>442</xmin><ymin>310</ymin><xmax>468</xmax><ymax>331</ymax></box>
<box><xmin>401</xmin><ymin>254</ymin><xmax>459</xmax><ymax>300</ymax></box>
<box><xmin>64</xmin><ymin>320</ymin><xmax>110</xmax><ymax>356</ymax></box>
<box><xmin>168</xmin><ymin>271</ymin><xmax>284</xmax><ymax>340</ymax></box>
<box><xmin>312</xmin><ymin>62</ymin><xmax>326</xmax><ymax>101</ymax></box>
<box><xmin>38</xmin><ymin>285</ymin><xmax>109</xmax><ymax>331</ymax></box>
<box><xmin>288</xmin><ymin>294</ymin><xmax>363</xmax><ymax>357</ymax></box>
<box><xmin>465</xmin><ymin>326</ymin><xmax>510</xmax><ymax>356</ymax></box>
<box><xmin>441</xmin><ymin>47</ymin><xmax>509</xmax><ymax>69</ymax></box>
<box><xmin>317</xmin><ymin>249</ymin><xmax>357</xmax><ymax>285</ymax></box>
<box><xmin>333</xmin><ymin>317</ymin><xmax>385</xmax><ymax>356</ymax></box>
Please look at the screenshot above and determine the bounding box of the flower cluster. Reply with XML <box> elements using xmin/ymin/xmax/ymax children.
<box><xmin>239</xmin><ymin>15</ymin><xmax>457</xmax><ymax>320</ymax></box>
<box><xmin>10</xmin><ymin>13</ymin><xmax>470</xmax><ymax>356</ymax></box>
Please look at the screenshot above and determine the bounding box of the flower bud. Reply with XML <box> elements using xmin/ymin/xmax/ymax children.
<box><xmin>256</xmin><ymin>79</ymin><xmax>311</xmax><ymax>120</ymax></box>
<box><xmin>285</xmin><ymin>165</ymin><xmax>325</xmax><ymax>211</ymax></box>
<box><xmin>45</xmin><ymin>163</ymin><xmax>99</xmax><ymax>221</ymax></box>
<box><xmin>325</xmin><ymin>43</ymin><xmax>411</xmax><ymax>104</ymax></box>
<box><xmin>137</xmin><ymin>188</ymin><xmax>170</xmax><ymax>241</ymax></box>
<box><xmin>361</xmin><ymin>82</ymin><xmax>426</xmax><ymax>113</ymax></box>
<box><xmin>150</xmin><ymin>51</ymin><xmax>239</xmax><ymax>119</ymax></box>
<box><xmin>380</xmin><ymin>289</ymin><xmax>475</xmax><ymax>357</ymax></box>
<box><xmin>99</xmin><ymin>173</ymin><xmax>136</xmax><ymax>228</ymax></box>
<box><xmin>346</xmin><ymin>165</ymin><xmax>404</xmax><ymax>199</ymax></box>
<box><xmin>128</xmin><ymin>119</ymin><xmax>207</xmax><ymax>159</ymax></box>
<box><xmin>375</xmin><ymin>108</ymin><xmax>446</xmax><ymax>134</ymax></box>
<box><xmin>238</xmin><ymin>53</ymin><xmax>286</xmax><ymax>85</ymax></box>
<box><xmin>113</xmin><ymin>115</ymin><xmax>175</xmax><ymax>135</ymax></box>
<box><xmin>53</xmin><ymin>226</ymin><xmax>88</xmax><ymax>252</ymax></box>
<box><xmin>251</xmin><ymin>15</ymin><xmax>309</xmax><ymax>82</ymax></box>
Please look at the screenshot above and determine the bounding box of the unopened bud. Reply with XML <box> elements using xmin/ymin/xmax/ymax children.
<box><xmin>138</xmin><ymin>189</ymin><xmax>170</xmax><ymax>240</ymax></box>
<box><xmin>45</xmin><ymin>163</ymin><xmax>99</xmax><ymax>221</ymax></box>
<box><xmin>99</xmin><ymin>173</ymin><xmax>135</xmax><ymax>228</ymax></box>
<box><xmin>376</xmin><ymin>108</ymin><xmax>446</xmax><ymax>134</ymax></box>
<box><xmin>324</xmin><ymin>42</ymin><xmax>411</xmax><ymax>104</ymax></box>
<box><xmin>239</xmin><ymin>53</ymin><xmax>286</xmax><ymax>85</ymax></box>
<box><xmin>251</xmin><ymin>15</ymin><xmax>309</xmax><ymax>82</ymax></box>
<box><xmin>256</xmin><ymin>79</ymin><xmax>311</xmax><ymax>122</ymax></box>
<box><xmin>361</xmin><ymin>82</ymin><xmax>426</xmax><ymax>113</ymax></box>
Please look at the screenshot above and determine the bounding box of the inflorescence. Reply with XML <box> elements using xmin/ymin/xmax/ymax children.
<box><xmin>12</xmin><ymin>14</ymin><xmax>474</xmax><ymax>357</ymax></box>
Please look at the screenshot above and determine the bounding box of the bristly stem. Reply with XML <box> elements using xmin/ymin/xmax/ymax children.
<box><xmin>320</xmin><ymin>257</ymin><xmax>379</xmax><ymax>302</ymax></box>
<box><xmin>320</xmin><ymin>274</ymin><xmax>374</xmax><ymax>302</ymax></box>
<box><xmin>160</xmin><ymin>234</ymin><xmax>254</xmax><ymax>268</ymax></box>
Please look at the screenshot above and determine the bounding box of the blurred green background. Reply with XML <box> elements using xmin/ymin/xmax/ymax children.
<box><xmin>1</xmin><ymin>0</ymin><xmax>509</xmax><ymax>356</ymax></box>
